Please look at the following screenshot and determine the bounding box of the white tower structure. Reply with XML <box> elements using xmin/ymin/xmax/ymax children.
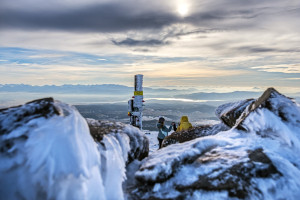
<box><xmin>128</xmin><ymin>74</ymin><xmax>144</xmax><ymax>129</ymax></box>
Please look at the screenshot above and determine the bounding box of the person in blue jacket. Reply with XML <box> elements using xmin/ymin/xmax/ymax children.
<box><xmin>157</xmin><ymin>117</ymin><xmax>174</xmax><ymax>149</ymax></box>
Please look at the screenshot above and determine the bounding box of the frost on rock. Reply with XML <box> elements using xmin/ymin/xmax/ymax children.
<box><xmin>0</xmin><ymin>98</ymin><xmax>149</xmax><ymax>200</ymax></box>
<box><xmin>162</xmin><ymin>123</ymin><xmax>229</xmax><ymax>148</ymax></box>
<box><xmin>130</xmin><ymin>88</ymin><xmax>300</xmax><ymax>200</ymax></box>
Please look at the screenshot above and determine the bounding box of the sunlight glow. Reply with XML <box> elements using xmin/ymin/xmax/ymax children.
<box><xmin>177</xmin><ymin>3</ymin><xmax>189</xmax><ymax>17</ymax></box>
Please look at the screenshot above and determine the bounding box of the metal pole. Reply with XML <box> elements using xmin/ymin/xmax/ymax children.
<box><xmin>128</xmin><ymin>74</ymin><xmax>144</xmax><ymax>130</ymax></box>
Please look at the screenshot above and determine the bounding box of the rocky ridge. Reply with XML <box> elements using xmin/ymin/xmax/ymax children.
<box><xmin>129</xmin><ymin>88</ymin><xmax>300</xmax><ymax>200</ymax></box>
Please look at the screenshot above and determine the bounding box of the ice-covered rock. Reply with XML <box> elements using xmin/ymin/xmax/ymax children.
<box><xmin>235</xmin><ymin>87</ymin><xmax>300</xmax><ymax>130</ymax></box>
<box><xmin>0</xmin><ymin>98</ymin><xmax>148</xmax><ymax>200</ymax></box>
<box><xmin>162</xmin><ymin>123</ymin><xmax>229</xmax><ymax>148</ymax></box>
<box><xmin>129</xmin><ymin>88</ymin><xmax>300</xmax><ymax>200</ymax></box>
<box><xmin>86</xmin><ymin>118</ymin><xmax>149</xmax><ymax>163</ymax></box>
<box><xmin>215</xmin><ymin>98</ymin><xmax>255</xmax><ymax>127</ymax></box>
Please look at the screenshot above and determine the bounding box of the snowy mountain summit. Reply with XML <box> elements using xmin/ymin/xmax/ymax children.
<box><xmin>0</xmin><ymin>97</ymin><xmax>148</xmax><ymax>200</ymax></box>
<box><xmin>1</xmin><ymin>88</ymin><xmax>300</xmax><ymax>200</ymax></box>
<box><xmin>130</xmin><ymin>88</ymin><xmax>300</xmax><ymax>200</ymax></box>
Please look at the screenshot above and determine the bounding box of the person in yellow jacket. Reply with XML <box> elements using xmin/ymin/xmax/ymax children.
<box><xmin>177</xmin><ymin>116</ymin><xmax>192</xmax><ymax>131</ymax></box>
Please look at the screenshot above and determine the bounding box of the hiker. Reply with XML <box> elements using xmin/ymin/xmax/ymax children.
<box><xmin>157</xmin><ymin>117</ymin><xmax>174</xmax><ymax>149</ymax></box>
<box><xmin>172</xmin><ymin>122</ymin><xmax>177</xmax><ymax>131</ymax></box>
<box><xmin>177</xmin><ymin>116</ymin><xmax>192</xmax><ymax>131</ymax></box>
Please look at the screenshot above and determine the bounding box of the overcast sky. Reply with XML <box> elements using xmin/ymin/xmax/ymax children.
<box><xmin>0</xmin><ymin>0</ymin><xmax>299</xmax><ymax>92</ymax></box>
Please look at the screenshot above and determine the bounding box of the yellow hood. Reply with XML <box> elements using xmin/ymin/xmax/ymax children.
<box><xmin>180</xmin><ymin>116</ymin><xmax>189</xmax><ymax>123</ymax></box>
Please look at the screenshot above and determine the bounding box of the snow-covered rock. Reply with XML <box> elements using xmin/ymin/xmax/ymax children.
<box><xmin>235</xmin><ymin>87</ymin><xmax>300</xmax><ymax>131</ymax></box>
<box><xmin>0</xmin><ymin>97</ymin><xmax>148</xmax><ymax>200</ymax></box>
<box><xmin>129</xmin><ymin>88</ymin><xmax>300</xmax><ymax>200</ymax></box>
<box><xmin>162</xmin><ymin>123</ymin><xmax>229</xmax><ymax>148</ymax></box>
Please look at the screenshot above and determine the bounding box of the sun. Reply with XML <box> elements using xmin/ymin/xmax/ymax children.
<box><xmin>177</xmin><ymin>3</ymin><xmax>189</xmax><ymax>17</ymax></box>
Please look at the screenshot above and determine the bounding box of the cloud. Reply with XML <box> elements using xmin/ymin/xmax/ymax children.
<box><xmin>2</xmin><ymin>0</ymin><xmax>299</xmax><ymax>53</ymax></box>
<box><xmin>0</xmin><ymin>0</ymin><xmax>282</xmax><ymax>33</ymax></box>
<box><xmin>110</xmin><ymin>26</ymin><xmax>229</xmax><ymax>48</ymax></box>
<box><xmin>285</xmin><ymin>78</ymin><xmax>300</xmax><ymax>80</ymax></box>
<box><xmin>112</xmin><ymin>38</ymin><xmax>169</xmax><ymax>47</ymax></box>
<box><xmin>0</xmin><ymin>0</ymin><xmax>300</xmax><ymax>91</ymax></box>
<box><xmin>235</xmin><ymin>46</ymin><xmax>300</xmax><ymax>54</ymax></box>
<box><xmin>252</xmin><ymin>64</ymin><xmax>300</xmax><ymax>73</ymax></box>
<box><xmin>237</xmin><ymin>46</ymin><xmax>278</xmax><ymax>53</ymax></box>
<box><xmin>0</xmin><ymin>1</ymin><xmax>178</xmax><ymax>32</ymax></box>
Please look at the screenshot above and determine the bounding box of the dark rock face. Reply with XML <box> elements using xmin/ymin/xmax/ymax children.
<box><xmin>215</xmin><ymin>99</ymin><xmax>255</xmax><ymax>128</ymax></box>
<box><xmin>162</xmin><ymin>123</ymin><xmax>229</xmax><ymax>148</ymax></box>
<box><xmin>87</xmin><ymin>118</ymin><xmax>149</xmax><ymax>163</ymax></box>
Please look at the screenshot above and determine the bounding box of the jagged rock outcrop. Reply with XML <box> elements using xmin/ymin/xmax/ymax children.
<box><xmin>216</xmin><ymin>87</ymin><xmax>299</xmax><ymax>130</ymax></box>
<box><xmin>0</xmin><ymin>98</ymin><xmax>149</xmax><ymax>200</ymax></box>
<box><xmin>162</xmin><ymin>123</ymin><xmax>229</xmax><ymax>148</ymax></box>
<box><xmin>129</xmin><ymin>88</ymin><xmax>300</xmax><ymax>200</ymax></box>
<box><xmin>235</xmin><ymin>87</ymin><xmax>299</xmax><ymax>130</ymax></box>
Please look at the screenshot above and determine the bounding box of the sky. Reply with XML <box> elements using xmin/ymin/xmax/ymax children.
<box><xmin>0</xmin><ymin>0</ymin><xmax>300</xmax><ymax>92</ymax></box>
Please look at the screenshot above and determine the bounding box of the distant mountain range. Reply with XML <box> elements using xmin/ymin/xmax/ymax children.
<box><xmin>0</xmin><ymin>84</ymin><xmax>195</xmax><ymax>95</ymax></box>
<box><xmin>0</xmin><ymin>84</ymin><xmax>133</xmax><ymax>94</ymax></box>
<box><xmin>0</xmin><ymin>84</ymin><xmax>299</xmax><ymax>103</ymax></box>
<box><xmin>175</xmin><ymin>91</ymin><xmax>262</xmax><ymax>100</ymax></box>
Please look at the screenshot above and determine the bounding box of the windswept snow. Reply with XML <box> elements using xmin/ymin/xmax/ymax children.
<box><xmin>136</xmin><ymin>136</ymin><xmax>231</xmax><ymax>183</ymax></box>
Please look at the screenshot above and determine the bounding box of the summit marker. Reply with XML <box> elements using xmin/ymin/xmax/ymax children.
<box><xmin>128</xmin><ymin>74</ymin><xmax>144</xmax><ymax>129</ymax></box>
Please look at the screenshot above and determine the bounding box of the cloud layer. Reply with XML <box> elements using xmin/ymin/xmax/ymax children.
<box><xmin>0</xmin><ymin>0</ymin><xmax>299</xmax><ymax>91</ymax></box>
